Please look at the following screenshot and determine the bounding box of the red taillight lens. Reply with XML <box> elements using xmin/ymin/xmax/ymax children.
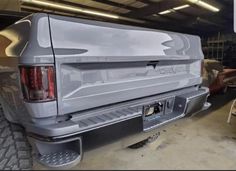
<box><xmin>19</xmin><ymin>66</ymin><xmax>56</xmax><ymax>101</ymax></box>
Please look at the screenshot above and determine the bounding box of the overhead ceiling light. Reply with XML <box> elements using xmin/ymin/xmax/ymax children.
<box><xmin>158</xmin><ymin>10</ymin><xmax>172</xmax><ymax>15</ymax></box>
<box><xmin>197</xmin><ymin>1</ymin><xmax>220</xmax><ymax>12</ymax></box>
<box><xmin>158</xmin><ymin>4</ymin><xmax>190</xmax><ymax>15</ymax></box>
<box><xmin>173</xmin><ymin>4</ymin><xmax>190</xmax><ymax>10</ymax></box>
<box><xmin>187</xmin><ymin>0</ymin><xmax>220</xmax><ymax>12</ymax></box>
<box><xmin>21</xmin><ymin>0</ymin><xmax>119</xmax><ymax>19</ymax></box>
<box><xmin>82</xmin><ymin>10</ymin><xmax>119</xmax><ymax>19</ymax></box>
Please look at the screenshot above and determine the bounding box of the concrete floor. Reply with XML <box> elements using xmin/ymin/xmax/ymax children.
<box><xmin>35</xmin><ymin>88</ymin><xmax>236</xmax><ymax>170</ymax></box>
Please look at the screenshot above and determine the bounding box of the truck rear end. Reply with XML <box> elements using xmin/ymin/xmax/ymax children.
<box><xmin>0</xmin><ymin>13</ymin><xmax>209</xmax><ymax>169</ymax></box>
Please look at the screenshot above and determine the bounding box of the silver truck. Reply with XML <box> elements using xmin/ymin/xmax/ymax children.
<box><xmin>0</xmin><ymin>13</ymin><xmax>210</xmax><ymax>169</ymax></box>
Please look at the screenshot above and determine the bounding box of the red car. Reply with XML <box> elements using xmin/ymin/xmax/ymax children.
<box><xmin>203</xmin><ymin>60</ymin><xmax>236</xmax><ymax>94</ymax></box>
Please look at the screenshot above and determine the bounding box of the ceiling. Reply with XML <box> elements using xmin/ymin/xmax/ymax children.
<box><xmin>0</xmin><ymin>0</ymin><xmax>234</xmax><ymax>36</ymax></box>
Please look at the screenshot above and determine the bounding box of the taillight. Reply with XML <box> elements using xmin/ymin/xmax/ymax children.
<box><xmin>19</xmin><ymin>66</ymin><xmax>56</xmax><ymax>101</ymax></box>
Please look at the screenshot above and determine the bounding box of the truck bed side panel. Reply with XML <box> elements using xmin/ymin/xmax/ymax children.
<box><xmin>0</xmin><ymin>13</ymin><xmax>57</xmax><ymax>121</ymax></box>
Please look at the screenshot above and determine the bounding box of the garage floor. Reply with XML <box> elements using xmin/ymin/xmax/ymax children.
<box><xmin>34</xmin><ymin>88</ymin><xmax>236</xmax><ymax>170</ymax></box>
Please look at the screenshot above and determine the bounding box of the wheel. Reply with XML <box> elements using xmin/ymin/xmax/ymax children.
<box><xmin>0</xmin><ymin>105</ymin><xmax>33</xmax><ymax>170</ymax></box>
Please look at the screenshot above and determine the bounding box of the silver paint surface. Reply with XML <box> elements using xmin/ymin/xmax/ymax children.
<box><xmin>48</xmin><ymin>14</ymin><xmax>203</xmax><ymax>115</ymax></box>
<box><xmin>0</xmin><ymin>13</ymin><xmax>204</xmax><ymax>123</ymax></box>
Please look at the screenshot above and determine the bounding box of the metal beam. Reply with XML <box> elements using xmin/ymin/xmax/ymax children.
<box><xmin>20</xmin><ymin>0</ymin><xmax>224</xmax><ymax>35</ymax></box>
<box><xmin>21</xmin><ymin>3</ymin><xmax>207</xmax><ymax>35</ymax></box>
<box><xmin>0</xmin><ymin>0</ymin><xmax>21</xmax><ymax>11</ymax></box>
<box><xmin>92</xmin><ymin>0</ymin><xmax>136</xmax><ymax>11</ymax></box>
<box><xmin>53</xmin><ymin>0</ymin><xmax>118</xmax><ymax>15</ymax></box>
<box><xmin>136</xmin><ymin>0</ymin><xmax>231</xmax><ymax>32</ymax></box>
<box><xmin>31</xmin><ymin>0</ymin><xmax>189</xmax><ymax>30</ymax></box>
<box><xmin>126</xmin><ymin>0</ymin><xmax>185</xmax><ymax>17</ymax></box>
<box><xmin>186</xmin><ymin>0</ymin><xmax>232</xmax><ymax>22</ymax></box>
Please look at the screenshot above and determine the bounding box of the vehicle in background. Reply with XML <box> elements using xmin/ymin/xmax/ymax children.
<box><xmin>202</xmin><ymin>59</ymin><xmax>236</xmax><ymax>94</ymax></box>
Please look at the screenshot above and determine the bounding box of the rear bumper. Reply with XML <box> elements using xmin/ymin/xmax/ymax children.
<box><xmin>143</xmin><ymin>87</ymin><xmax>210</xmax><ymax>131</ymax></box>
<box><xmin>25</xmin><ymin>87</ymin><xmax>210</xmax><ymax>140</ymax></box>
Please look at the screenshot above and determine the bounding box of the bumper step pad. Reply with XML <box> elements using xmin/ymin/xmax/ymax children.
<box><xmin>29</xmin><ymin>137</ymin><xmax>82</xmax><ymax>169</ymax></box>
<box><xmin>38</xmin><ymin>150</ymin><xmax>80</xmax><ymax>168</ymax></box>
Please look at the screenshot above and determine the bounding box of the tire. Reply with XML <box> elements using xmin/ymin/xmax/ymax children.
<box><xmin>0</xmin><ymin>105</ymin><xmax>33</xmax><ymax>170</ymax></box>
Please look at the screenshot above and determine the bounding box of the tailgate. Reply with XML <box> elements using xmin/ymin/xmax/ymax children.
<box><xmin>48</xmin><ymin>15</ymin><xmax>204</xmax><ymax>115</ymax></box>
